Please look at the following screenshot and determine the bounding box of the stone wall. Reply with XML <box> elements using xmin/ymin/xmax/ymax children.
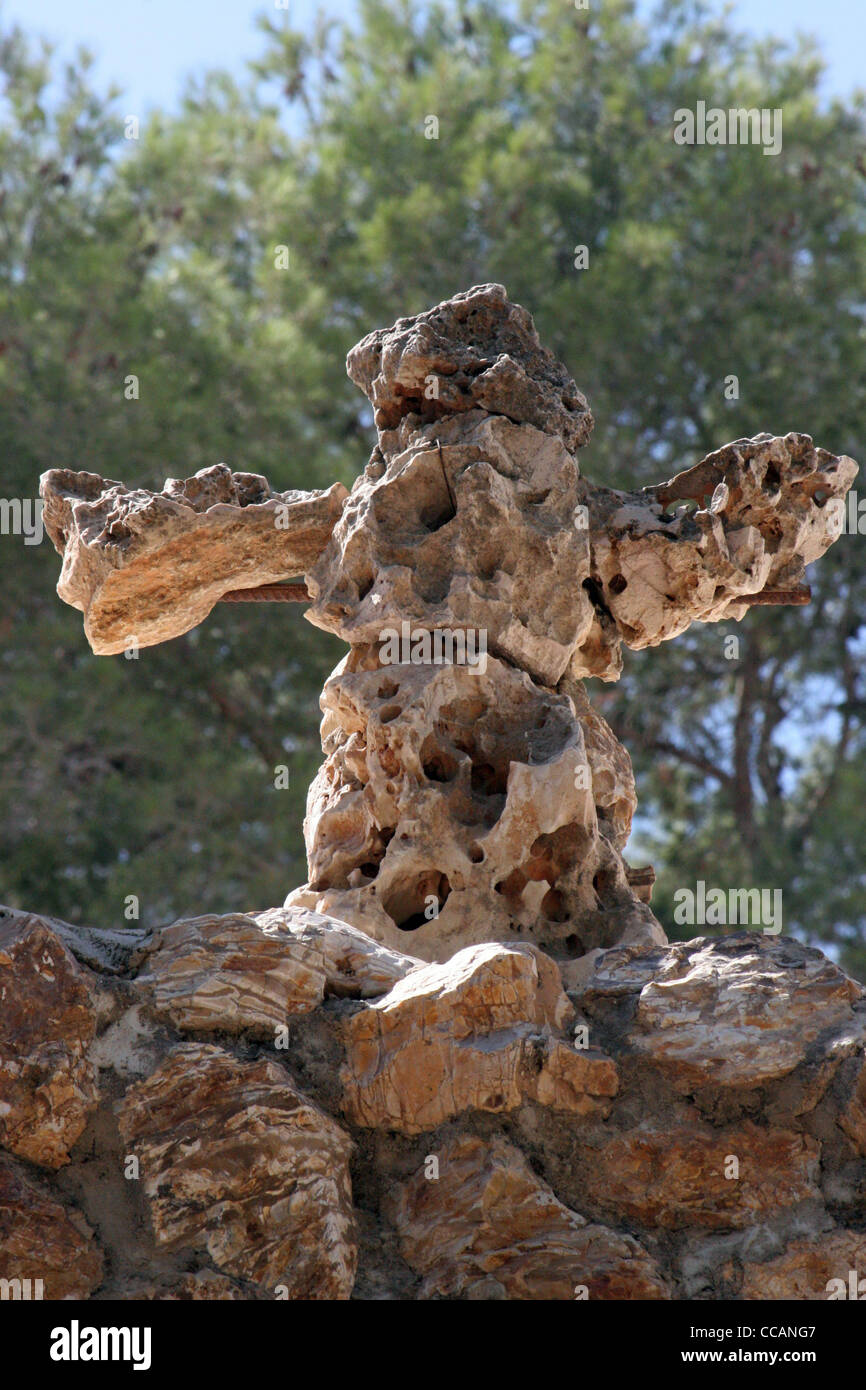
<box><xmin>2</xmin><ymin>903</ymin><xmax>865</xmax><ymax>1300</ymax></box>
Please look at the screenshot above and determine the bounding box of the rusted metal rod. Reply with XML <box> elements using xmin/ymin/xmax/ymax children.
<box><xmin>742</xmin><ymin>584</ymin><xmax>811</xmax><ymax>607</ymax></box>
<box><xmin>219</xmin><ymin>582</ymin><xmax>310</xmax><ymax>603</ymax></box>
<box><xmin>216</xmin><ymin>581</ymin><xmax>811</xmax><ymax>608</ymax></box>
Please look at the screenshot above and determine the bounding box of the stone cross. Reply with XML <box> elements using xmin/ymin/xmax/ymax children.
<box><xmin>40</xmin><ymin>284</ymin><xmax>858</xmax><ymax>975</ymax></box>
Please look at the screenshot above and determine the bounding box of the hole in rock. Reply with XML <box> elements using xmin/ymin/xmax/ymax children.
<box><xmin>523</xmin><ymin>847</ymin><xmax>558</xmax><ymax>883</ymax></box>
<box><xmin>582</xmin><ymin>576</ymin><xmax>616</xmax><ymax>622</ymax></box>
<box><xmin>494</xmin><ymin>868</ymin><xmax>527</xmax><ymax>906</ymax></box>
<box><xmin>528</xmin><ymin>836</ymin><xmax>562</xmax><ymax>884</ymax></box>
<box><xmin>421</xmin><ymin>739</ymin><xmax>459</xmax><ymax>783</ymax></box>
<box><xmin>420</xmin><ymin>496</ymin><xmax>457</xmax><ymax>532</ymax></box>
<box><xmin>592</xmin><ymin>867</ymin><xmax>618</xmax><ymax>902</ymax></box>
<box><xmin>379</xmin><ymin>705</ymin><xmax>402</xmax><ymax>724</ymax></box>
<box><xmin>763</xmin><ymin>462</ymin><xmax>782</xmax><ymax>493</ymax></box>
<box><xmin>383</xmin><ymin>873</ymin><xmax>451</xmax><ymax>931</ymax></box>
<box><xmin>467</xmin><ymin>842</ymin><xmax>484</xmax><ymax>864</ymax></box>
<box><xmin>352</xmin><ymin>827</ymin><xmax>395</xmax><ymax>882</ymax></box>
<box><xmin>391</xmin><ymin>912</ymin><xmax>428</xmax><ymax>933</ymax></box>
<box><xmin>357</xmin><ymin>573</ymin><xmax>375</xmax><ymax>600</ymax></box>
<box><xmin>608</xmin><ymin>573</ymin><xmax>628</xmax><ymax>595</ymax></box>
<box><xmin>471</xmin><ymin>762</ymin><xmax>509</xmax><ymax>797</ymax></box>
<box><xmin>541</xmin><ymin>888</ymin><xmax>567</xmax><ymax>922</ymax></box>
<box><xmin>378</xmin><ymin>680</ymin><xmax>400</xmax><ymax>700</ymax></box>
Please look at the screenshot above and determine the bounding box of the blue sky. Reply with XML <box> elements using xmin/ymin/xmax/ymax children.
<box><xmin>0</xmin><ymin>0</ymin><xmax>861</xmax><ymax>117</ymax></box>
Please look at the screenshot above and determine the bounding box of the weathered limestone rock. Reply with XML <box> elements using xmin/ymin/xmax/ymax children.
<box><xmin>346</xmin><ymin>282</ymin><xmax>594</xmax><ymax>450</ymax></box>
<box><xmin>288</xmin><ymin>646</ymin><xmax>661</xmax><ymax>961</ymax></box>
<box><xmin>740</xmin><ymin>1232</ymin><xmax>866</xmax><ymax>1300</ymax></box>
<box><xmin>307</xmin><ymin>423</ymin><xmax>853</xmax><ymax>690</ymax></box>
<box><xmin>583</xmin><ymin>1121</ymin><xmax>821</xmax><ymax>1230</ymax></box>
<box><xmin>0</xmin><ymin>916</ymin><xmax>99</xmax><ymax>1169</ymax></box>
<box><xmin>136</xmin><ymin>906</ymin><xmax>421</xmax><ymax>1037</ymax></box>
<box><xmin>342</xmin><ymin>942</ymin><xmax>617</xmax><ymax>1132</ymax></box>
<box><xmin>40</xmin><ymin>463</ymin><xmax>347</xmax><ymax>655</ymax></box>
<box><xmin>389</xmin><ymin>1134</ymin><xmax>669</xmax><ymax>1299</ymax></box>
<box><xmin>136</xmin><ymin>912</ymin><xmax>323</xmax><ymax>1034</ymax></box>
<box><xmin>116</xmin><ymin>1043</ymin><xmax>356</xmax><ymax>1298</ymax></box>
<box><xmin>252</xmin><ymin>906</ymin><xmax>423</xmax><ymax>998</ymax></box>
<box><xmin>288</xmin><ymin>289</ymin><xmax>854</xmax><ymax>961</ymax></box>
<box><xmin>308</xmin><ymin>412</ymin><xmax>600</xmax><ymax>686</ymax></box>
<box><xmin>571</xmin><ymin>934</ymin><xmax>866</xmax><ymax>1103</ymax></box>
<box><xmin>583</xmin><ymin>431</ymin><xmax>856</xmax><ymax>653</ymax></box>
<box><xmin>0</xmin><ymin>1155</ymin><xmax>103</xmax><ymax>1299</ymax></box>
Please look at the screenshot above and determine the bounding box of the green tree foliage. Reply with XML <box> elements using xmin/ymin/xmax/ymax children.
<box><xmin>1</xmin><ymin>1</ymin><xmax>864</xmax><ymax>969</ymax></box>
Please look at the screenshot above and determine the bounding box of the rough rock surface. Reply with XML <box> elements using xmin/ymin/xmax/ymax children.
<box><xmin>40</xmin><ymin>463</ymin><xmax>347</xmax><ymax>654</ymax></box>
<box><xmin>122</xmin><ymin>1271</ymin><xmax>251</xmax><ymax>1301</ymax></box>
<box><xmin>584</xmin><ymin>1121</ymin><xmax>821</xmax><ymax>1230</ymax></box>
<box><xmin>342</xmin><ymin>942</ymin><xmax>617</xmax><ymax>1131</ymax></box>
<box><xmin>388</xmin><ymin>1134</ymin><xmax>669</xmax><ymax>1299</ymax></box>
<box><xmin>0</xmin><ymin>916</ymin><xmax>100</xmax><ymax>1169</ymax></box>
<box><xmin>838</xmin><ymin>1056</ymin><xmax>866</xmax><ymax>1155</ymax></box>
<box><xmin>740</xmin><ymin>1232</ymin><xmax>866</xmax><ymax>1300</ymax></box>
<box><xmin>0</xmin><ymin>903</ymin><xmax>148</xmax><ymax>975</ymax></box>
<box><xmin>346</xmin><ymin>282</ymin><xmax>594</xmax><ymax>449</ymax></box>
<box><xmin>116</xmin><ymin>1043</ymin><xmax>356</xmax><ymax>1298</ymax></box>
<box><xmin>571</xmin><ymin>934</ymin><xmax>866</xmax><ymax>1099</ymax></box>
<box><xmin>585</xmin><ymin>431</ymin><xmax>856</xmax><ymax>652</ymax></box>
<box><xmin>0</xmin><ymin>1155</ymin><xmax>104</xmax><ymax>1299</ymax></box>
<box><xmin>287</xmin><ymin>645</ymin><xmax>662</xmax><ymax>961</ymax></box>
<box><xmin>136</xmin><ymin>905</ymin><xmax>420</xmax><ymax>1036</ymax></box>
<box><xmin>17</xmin><ymin>285</ymin><xmax>862</xmax><ymax>1302</ymax></box>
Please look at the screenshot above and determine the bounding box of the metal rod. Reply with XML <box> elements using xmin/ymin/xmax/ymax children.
<box><xmin>742</xmin><ymin>585</ymin><xmax>811</xmax><ymax>607</ymax></box>
<box><xmin>218</xmin><ymin>582</ymin><xmax>310</xmax><ymax>603</ymax></box>
<box><xmin>216</xmin><ymin>581</ymin><xmax>811</xmax><ymax>608</ymax></box>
